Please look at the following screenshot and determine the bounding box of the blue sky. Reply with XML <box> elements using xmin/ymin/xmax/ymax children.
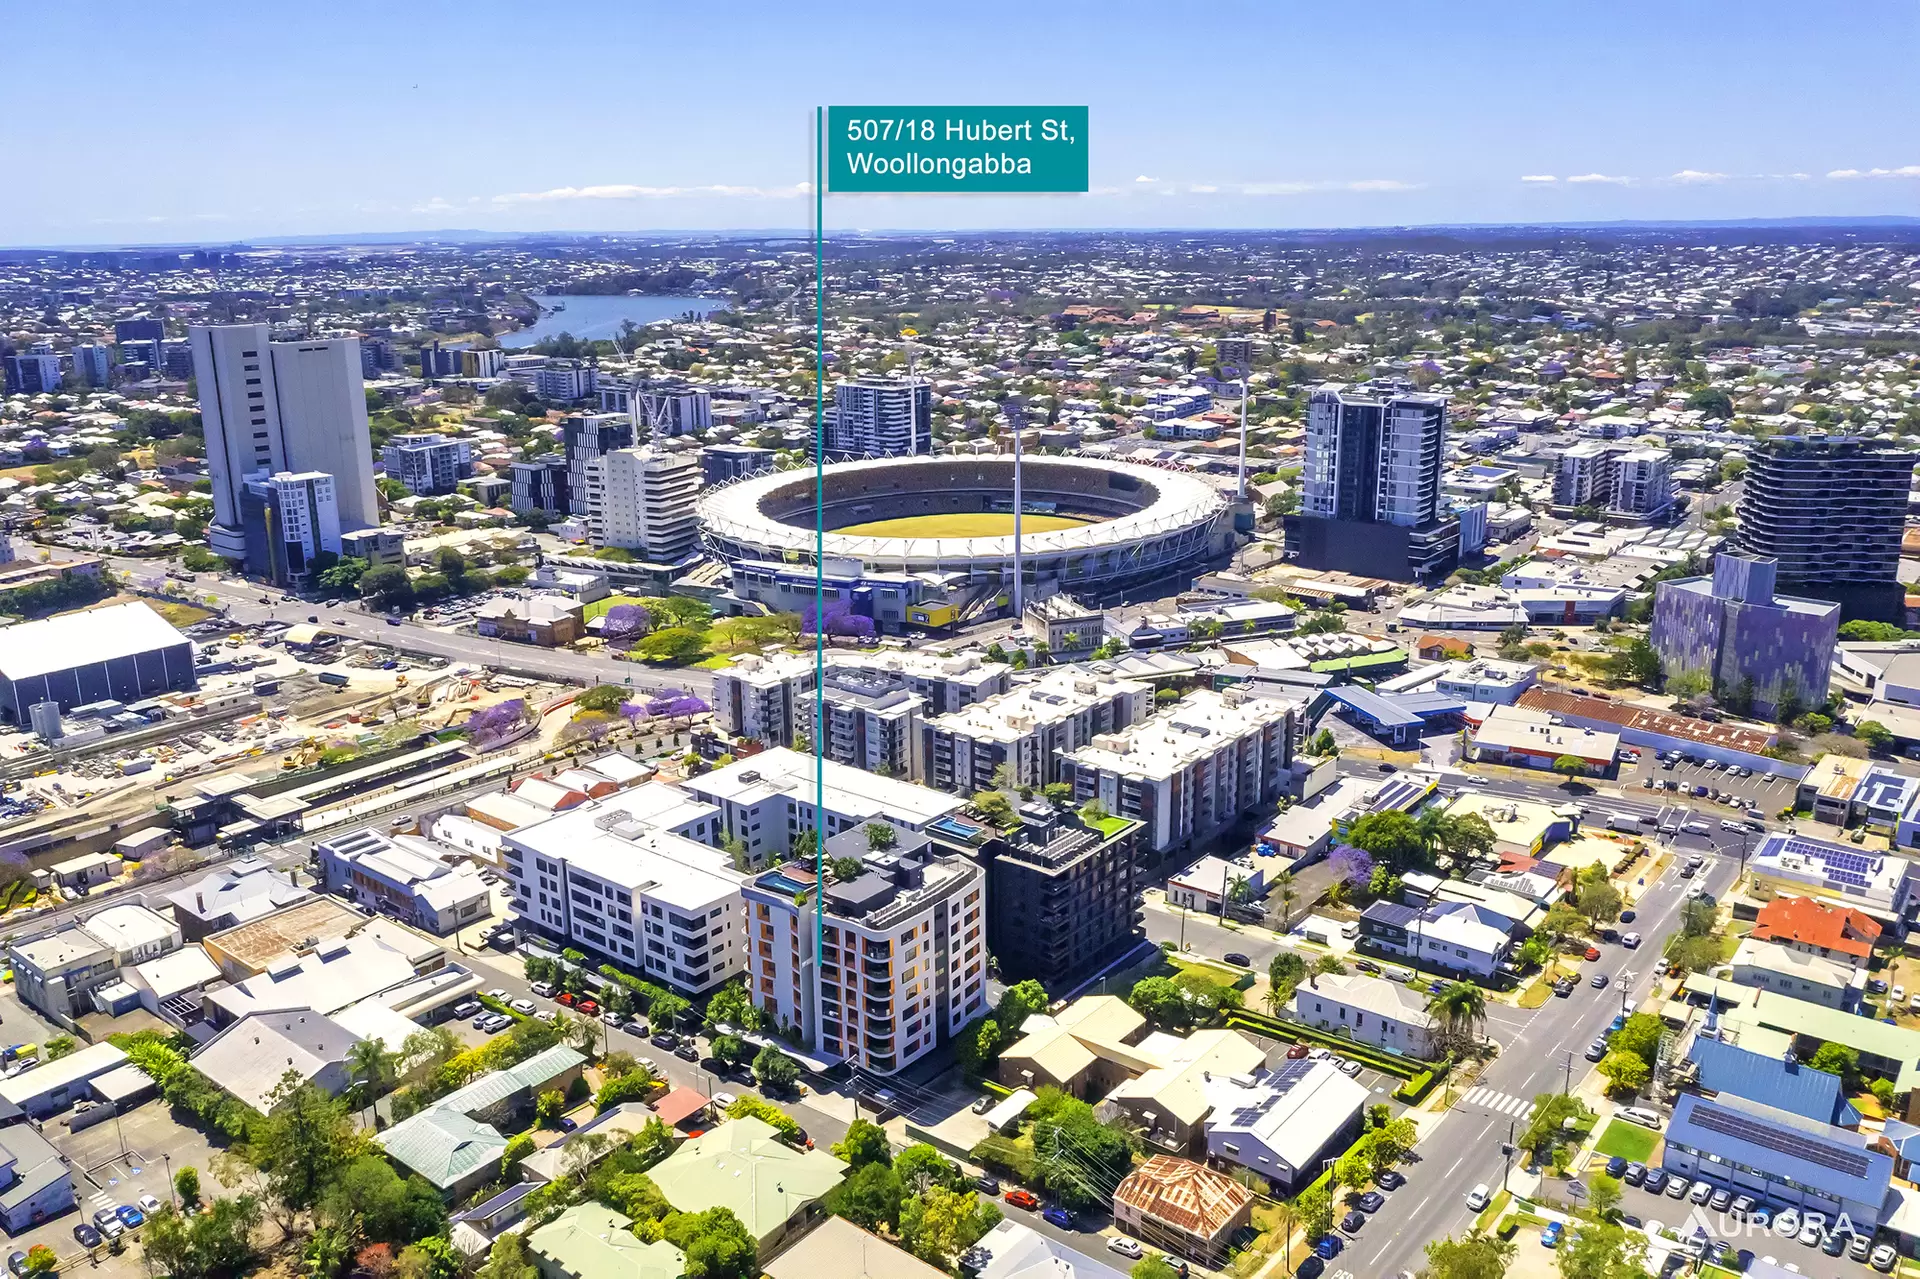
<box><xmin>7</xmin><ymin>0</ymin><xmax>1917</xmax><ymax>245</ymax></box>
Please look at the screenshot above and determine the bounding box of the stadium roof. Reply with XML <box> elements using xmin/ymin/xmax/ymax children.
<box><xmin>0</xmin><ymin>601</ymin><xmax>190</xmax><ymax>681</ymax></box>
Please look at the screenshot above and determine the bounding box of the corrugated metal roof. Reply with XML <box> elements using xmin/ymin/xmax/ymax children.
<box><xmin>1688</xmin><ymin>1034</ymin><xmax>1856</xmax><ymax>1126</ymax></box>
<box><xmin>1667</xmin><ymin>1092</ymin><xmax>1890</xmax><ymax>1205</ymax></box>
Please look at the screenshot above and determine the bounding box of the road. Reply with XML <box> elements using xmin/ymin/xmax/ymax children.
<box><xmin>115</xmin><ymin>559</ymin><xmax>703</xmax><ymax>695</ymax></box>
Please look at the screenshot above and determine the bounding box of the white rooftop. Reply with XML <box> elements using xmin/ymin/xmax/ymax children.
<box><xmin>685</xmin><ymin>747</ymin><xmax>965</xmax><ymax>829</ymax></box>
<box><xmin>0</xmin><ymin>601</ymin><xmax>189</xmax><ymax>681</ymax></box>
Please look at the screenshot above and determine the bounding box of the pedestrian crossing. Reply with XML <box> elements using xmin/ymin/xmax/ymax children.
<box><xmin>86</xmin><ymin>1188</ymin><xmax>115</xmax><ymax>1214</ymax></box>
<box><xmin>1459</xmin><ymin>1086</ymin><xmax>1536</xmax><ymax>1120</ymax></box>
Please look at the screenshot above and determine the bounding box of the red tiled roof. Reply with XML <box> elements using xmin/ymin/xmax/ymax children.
<box><xmin>1115</xmin><ymin>1156</ymin><xmax>1253</xmax><ymax>1240</ymax></box>
<box><xmin>1516</xmin><ymin>687</ymin><xmax>1776</xmax><ymax>755</ymax></box>
<box><xmin>1751</xmin><ymin>895</ymin><xmax>1880</xmax><ymax>960</ymax></box>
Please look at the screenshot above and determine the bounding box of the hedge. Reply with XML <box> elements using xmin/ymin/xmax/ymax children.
<box><xmin>1225</xmin><ymin>1012</ymin><xmax>1426</xmax><ymax>1079</ymax></box>
<box><xmin>479</xmin><ymin>994</ymin><xmax>527</xmax><ymax>1021</ymax></box>
<box><xmin>1393</xmin><ymin>1069</ymin><xmax>1439</xmax><ymax>1103</ymax></box>
<box><xmin>598</xmin><ymin>964</ymin><xmax>674</xmax><ymax>1012</ymax></box>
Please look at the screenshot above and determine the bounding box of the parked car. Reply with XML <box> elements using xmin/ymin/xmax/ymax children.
<box><xmin>1465</xmin><ymin>1185</ymin><xmax>1491</xmax><ymax>1211</ymax></box>
<box><xmin>674</xmin><ymin>1043</ymin><xmax>700</xmax><ymax>1062</ymax></box>
<box><xmin>577</xmin><ymin>1000</ymin><xmax>600</xmax><ymax>1017</ymax></box>
<box><xmin>651</xmin><ymin>1032</ymin><xmax>679</xmax><ymax>1049</ymax></box>
<box><xmin>1339</xmin><ymin>1210</ymin><xmax>1366</xmax><ymax>1234</ymax></box>
<box><xmin>1665</xmin><ymin>1176</ymin><xmax>1691</xmax><ymax>1200</ymax></box>
<box><xmin>1223</xmin><ymin>952</ymin><xmax>1250</xmax><ymax>967</ymax></box>
<box><xmin>1689</xmin><ymin>1180</ymin><xmax>1713</xmax><ymax>1205</ymax></box>
<box><xmin>138</xmin><ymin>1194</ymin><xmax>162</xmax><ymax>1214</ymax></box>
<box><xmin>72</xmin><ymin>1225</ymin><xmax>101</xmax><ymax>1250</ymax></box>
<box><xmin>1286</xmin><ymin>1044</ymin><xmax>1311</xmax><ymax>1059</ymax></box>
<box><xmin>483</xmin><ymin>1014</ymin><xmax>512</xmax><ymax>1033</ymax></box>
<box><xmin>1356</xmin><ymin>1191</ymin><xmax>1385</xmax><ymax>1213</ymax></box>
<box><xmin>1584</xmin><ymin>946</ymin><xmax>1601</xmax><ymax>961</ymax></box>
<box><xmin>1617</xmin><ymin>1106</ymin><xmax>1662</xmax><ymax>1128</ymax></box>
<box><xmin>972</xmin><ymin>1097</ymin><xmax>995</xmax><ymax>1114</ymax></box>
<box><xmin>1624</xmin><ymin>1162</ymin><xmax>1646</xmax><ymax>1186</ymax></box>
<box><xmin>1339</xmin><ymin>1059</ymin><xmax>1362</xmax><ymax>1077</ymax></box>
<box><xmin>510</xmin><ymin>999</ymin><xmax>535</xmax><ymax>1014</ymax></box>
<box><xmin>6</xmin><ymin>1252</ymin><xmax>25</xmax><ymax>1279</ymax></box>
<box><xmin>1622</xmin><ymin>933</ymin><xmax>1642</xmax><ymax>949</ymax></box>
<box><xmin>1107</xmin><ymin>1239</ymin><xmax>1142</xmax><ymax>1260</ymax></box>
<box><xmin>531</xmin><ymin>982</ymin><xmax>556</xmax><ymax>998</ymax></box>
<box><xmin>1643</xmin><ymin>1168</ymin><xmax>1669</xmax><ymax>1194</ymax></box>
<box><xmin>1542</xmin><ymin>1223</ymin><xmax>1564</xmax><ymax>1249</ymax></box>
<box><xmin>1619</xmin><ymin>909</ymin><xmax>1636</xmax><ymax>923</ymax></box>
<box><xmin>1710</xmin><ymin>1189</ymin><xmax>1733</xmax><ymax>1212</ymax></box>
<box><xmin>1586</xmin><ymin>1038</ymin><xmax>1609</xmax><ymax>1061</ymax></box>
<box><xmin>977</xmin><ymin>1176</ymin><xmax>1001</xmax><ymax>1196</ymax></box>
<box><xmin>1873</xmin><ymin>1245</ymin><xmax>1898</xmax><ymax>1272</ymax></box>
<box><xmin>1042</xmin><ymin>1207</ymin><xmax>1074</xmax><ymax>1229</ymax></box>
<box><xmin>1376</xmin><ymin>1169</ymin><xmax>1405</xmax><ymax>1190</ymax></box>
<box><xmin>1591</xmin><ymin>972</ymin><xmax>1609</xmax><ymax>989</ymax></box>
<box><xmin>92</xmin><ymin>1210</ymin><xmax>124</xmax><ymax>1240</ymax></box>
<box><xmin>1606</xmin><ymin>1156</ymin><xmax>1628</xmax><ymax>1178</ymax></box>
<box><xmin>452</xmin><ymin>999</ymin><xmax>481</xmax><ymax>1018</ymax></box>
<box><xmin>1850</xmin><ymin>1235</ymin><xmax>1872</xmax><ymax>1262</ymax></box>
<box><xmin>535</xmin><ymin>1010</ymin><xmax>557</xmax><ymax>1023</ymax></box>
<box><xmin>1823</xmin><ymin>1232</ymin><xmax>1848</xmax><ymax>1257</ymax></box>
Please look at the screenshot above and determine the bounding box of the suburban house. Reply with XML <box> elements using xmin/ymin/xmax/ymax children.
<box><xmin>527</xmin><ymin>1204</ymin><xmax>684</xmax><ymax>1279</ymax></box>
<box><xmin>192</xmin><ymin>1009</ymin><xmax>359</xmax><ymax>1112</ymax></box>
<box><xmin>1357</xmin><ymin>899</ymin><xmax>1513</xmax><ymax>978</ymax></box>
<box><xmin>646</xmin><ymin>1116</ymin><xmax>848</xmax><ymax>1252</ymax></box>
<box><xmin>997</xmin><ymin>996</ymin><xmax>1159</xmax><ymax>1098</ymax></box>
<box><xmin>1113</xmin><ymin>1155</ymin><xmax>1255</xmax><ymax>1265</ymax></box>
<box><xmin>1730</xmin><ymin>938</ymin><xmax>1865</xmax><ymax>1011</ymax></box>
<box><xmin>1750</xmin><ymin>896</ymin><xmax>1880</xmax><ymax>968</ymax></box>
<box><xmin>378</xmin><ymin>1046</ymin><xmax>586</xmax><ymax>1200</ymax></box>
<box><xmin>1290</xmin><ymin>971</ymin><xmax>1441</xmax><ymax>1059</ymax></box>
<box><xmin>763</xmin><ymin>1217</ymin><xmax>949</xmax><ymax>1279</ymax></box>
<box><xmin>1200</xmin><ymin>1060</ymin><xmax>1368</xmax><ymax>1193</ymax></box>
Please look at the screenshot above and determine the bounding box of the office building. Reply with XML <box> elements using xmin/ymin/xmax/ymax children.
<box><xmin>510</xmin><ymin>455</ymin><xmax>569</xmax><ymax>517</ymax></box>
<box><xmin>501</xmin><ymin>793</ymin><xmax>744</xmax><ymax>994</ymax></box>
<box><xmin>741</xmin><ymin>823</ymin><xmax>987</xmax><ymax>1074</ymax></box>
<box><xmin>562</xmin><ymin>412</ymin><xmax>633</xmax><ymax>518</ymax></box>
<box><xmin>72</xmin><ymin>343</ymin><xmax>111</xmax><ymax>387</ymax></box>
<box><xmin>1663</xmin><ymin>1092</ymin><xmax>1894</xmax><ymax>1230</ymax></box>
<box><xmin>115</xmin><ymin>337</ymin><xmax>160</xmax><ymax>376</ymax></box>
<box><xmin>381</xmin><ymin>433</ymin><xmax>473</xmax><ymax>496</ymax></box>
<box><xmin>189</xmin><ymin>323</ymin><xmax>377</xmax><ymax>564</ymax></box>
<box><xmin>419</xmin><ymin>343</ymin><xmax>458</xmax><ymax>378</ymax></box>
<box><xmin>314</xmin><ymin>828</ymin><xmax>492</xmax><ymax>934</ymax></box>
<box><xmin>534</xmin><ymin>360</ymin><xmax>597</xmax><ymax>402</ymax></box>
<box><xmin>2</xmin><ymin>352</ymin><xmax>61</xmax><ymax>395</ymax></box>
<box><xmin>1651</xmin><ymin>551</ymin><xmax>1840</xmax><ymax>719</ymax></box>
<box><xmin>162</xmin><ymin>341</ymin><xmax>194</xmax><ymax>379</ymax></box>
<box><xmin>959</xmin><ymin>800</ymin><xmax>1146</xmax><ymax>986</ymax></box>
<box><xmin>923</xmin><ymin>669</ymin><xmax>1153</xmax><ymax>792</ymax></box>
<box><xmin>113</xmin><ymin>317</ymin><xmax>165</xmax><ymax>346</ymax></box>
<box><xmin>240</xmin><ymin>471</ymin><xmax>342</xmax><ymax>586</ymax></box>
<box><xmin>633</xmin><ymin>381</ymin><xmax>712</xmax><ymax>438</ymax></box>
<box><xmin>1554</xmin><ymin>442</ymin><xmax>1674</xmax><ymax>520</ymax></box>
<box><xmin>339</xmin><ymin>526</ymin><xmax>405</xmax><ymax>567</ymax></box>
<box><xmin>1288</xmin><ymin>382</ymin><xmax>1457</xmax><ymax>579</ymax></box>
<box><xmin>701</xmin><ymin>444</ymin><xmax>775</xmax><ymax>486</ymax></box>
<box><xmin>461</xmin><ymin>347</ymin><xmax>504</xmax><ymax>378</ymax></box>
<box><xmin>1738</xmin><ymin>436</ymin><xmax>1918</xmax><ymax>606</ymax></box>
<box><xmin>587</xmin><ymin>445</ymin><xmax>701</xmax><ymax>563</ymax></box>
<box><xmin>1060</xmin><ymin>688</ymin><xmax>1299</xmax><ymax>856</ymax></box>
<box><xmin>827</xmin><ymin>377</ymin><xmax>932</xmax><ymax>458</ymax></box>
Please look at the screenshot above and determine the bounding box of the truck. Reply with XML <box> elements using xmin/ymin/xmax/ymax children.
<box><xmin>1607</xmin><ymin>812</ymin><xmax>1643</xmax><ymax>832</ymax></box>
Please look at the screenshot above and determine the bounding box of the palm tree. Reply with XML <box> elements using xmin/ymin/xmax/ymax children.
<box><xmin>1414</xmin><ymin>807</ymin><xmax>1449</xmax><ymax>863</ymax></box>
<box><xmin>1271</xmin><ymin>871</ymin><xmax>1297</xmax><ymax>931</ymax></box>
<box><xmin>1227</xmin><ymin>873</ymin><xmax>1253</xmax><ymax>905</ymax></box>
<box><xmin>1426</xmin><ymin>981</ymin><xmax>1487</xmax><ymax>1054</ymax></box>
<box><xmin>346</xmin><ymin>1037</ymin><xmax>396</xmax><ymax>1128</ymax></box>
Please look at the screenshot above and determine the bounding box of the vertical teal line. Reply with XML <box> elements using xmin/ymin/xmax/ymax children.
<box><xmin>812</xmin><ymin>104</ymin><xmax>826</xmax><ymax>1062</ymax></box>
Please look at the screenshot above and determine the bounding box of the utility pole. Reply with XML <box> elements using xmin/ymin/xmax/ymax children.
<box><xmin>1501</xmin><ymin>1119</ymin><xmax>1516</xmax><ymax>1192</ymax></box>
<box><xmin>1563</xmin><ymin>1050</ymin><xmax>1574</xmax><ymax>1095</ymax></box>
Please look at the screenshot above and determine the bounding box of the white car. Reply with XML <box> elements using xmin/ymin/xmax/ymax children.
<box><xmin>1616</xmin><ymin>1106</ymin><xmax>1663</xmax><ymax>1128</ymax></box>
<box><xmin>1622</xmin><ymin>932</ymin><xmax>1641</xmax><ymax>949</ymax></box>
<box><xmin>1872</xmin><ymin>1245</ymin><xmax>1897</xmax><ymax>1272</ymax></box>
<box><xmin>510</xmin><ymin>999</ymin><xmax>535</xmax><ymax>1014</ymax></box>
<box><xmin>535</xmin><ymin>1010</ymin><xmax>557</xmax><ymax>1023</ymax></box>
<box><xmin>137</xmin><ymin>1195</ymin><xmax>162</xmax><ymax>1215</ymax></box>
<box><xmin>1895</xmin><ymin>986</ymin><xmax>1908</xmax><ymax>1003</ymax></box>
<box><xmin>1107</xmin><ymin>1239</ymin><xmax>1144</xmax><ymax>1260</ymax></box>
<box><xmin>712</xmin><ymin>1092</ymin><xmax>737</xmax><ymax>1111</ymax></box>
<box><xmin>487</xmin><ymin>988</ymin><xmax>509</xmax><ymax>1001</ymax></box>
<box><xmin>1465</xmin><ymin>1185</ymin><xmax>1491</xmax><ymax>1211</ymax></box>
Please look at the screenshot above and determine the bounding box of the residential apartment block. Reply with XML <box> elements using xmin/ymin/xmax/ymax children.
<box><xmin>1651</xmin><ymin>552</ymin><xmax>1839</xmax><ymax>719</ymax></box>
<box><xmin>711</xmin><ymin>650</ymin><xmax>1011</xmax><ymax>750</ymax></box>
<box><xmin>381</xmin><ymin>433</ymin><xmax>474</xmax><ymax>496</ymax></box>
<box><xmin>741</xmin><ymin>823</ymin><xmax>987</xmax><ymax>1075</ymax></box>
<box><xmin>587</xmin><ymin>445</ymin><xmax>701</xmax><ymax>564</ymax></box>
<box><xmin>1060</xmin><ymin>688</ymin><xmax>1298</xmax><ymax>856</ymax></box>
<box><xmin>827</xmin><ymin>376</ymin><xmax>932</xmax><ymax>458</ymax></box>
<box><xmin>923</xmin><ymin>669</ymin><xmax>1152</xmax><ymax>792</ymax></box>
<box><xmin>1738</xmin><ymin>436</ymin><xmax>1917</xmax><ymax>593</ymax></box>
<box><xmin>1553</xmin><ymin>441</ymin><xmax>1674</xmax><ymax>521</ymax></box>
<box><xmin>1289</xmin><ymin>381</ymin><xmax>1457</xmax><ymax>579</ymax></box>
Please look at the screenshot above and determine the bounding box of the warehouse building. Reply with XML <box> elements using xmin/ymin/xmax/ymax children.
<box><xmin>0</xmin><ymin>602</ymin><xmax>196</xmax><ymax>723</ymax></box>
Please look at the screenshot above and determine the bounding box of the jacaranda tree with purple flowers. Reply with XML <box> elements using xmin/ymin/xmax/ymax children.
<box><xmin>1328</xmin><ymin>845</ymin><xmax>1375</xmax><ymax>889</ymax></box>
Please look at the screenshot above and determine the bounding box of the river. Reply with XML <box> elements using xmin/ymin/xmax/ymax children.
<box><xmin>501</xmin><ymin>294</ymin><xmax>722</xmax><ymax>349</ymax></box>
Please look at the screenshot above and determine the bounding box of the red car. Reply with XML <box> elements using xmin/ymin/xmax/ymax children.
<box><xmin>1005</xmin><ymin>1189</ymin><xmax>1040</xmax><ymax>1211</ymax></box>
<box><xmin>577</xmin><ymin>1000</ymin><xmax>600</xmax><ymax>1017</ymax></box>
<box><xmin>1583</xmin><ymin>946</ymin><xmax>1601</xmax><ymax>961</ymax></box>
<box><xmin>1286</xmin><ymin>1043</ymin><xmax>1311</xmax><ymax>1059</ymax></box>
<box><xmin>557</xmin><ymin>992</ymin><xmax>577</xmax><ymax>1007</ymax></box>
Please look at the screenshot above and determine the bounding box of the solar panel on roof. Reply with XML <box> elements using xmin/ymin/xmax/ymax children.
<box><xmin>1687</xmin><ymin>1101</ymin><xmax>1872</xmax><ymax>1179</ymax></box>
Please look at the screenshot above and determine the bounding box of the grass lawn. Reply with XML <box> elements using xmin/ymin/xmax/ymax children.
<box><xmin>582</xmin><ymin>593</ymin><xmax>649</xmax><ymax>621</ymax></box>
<box><xmin>1085</xmin><ymin>813</ymin><xmax>1135</xmax><ymax>838</ymax></box>
<box><xmin>147</xmin><ymin>599</ymin><xmax>216</xmax><ymax>627</ymax></box>
<box><xmin>1518</xmin><ymin>974</ymin><xmax>1557</xmax><ymax>1009</ymax></box>
<box><xmin>1593</xmin><ymin>1118</ymin><xmax>1659</xmax><ymax>1163</ymax></box>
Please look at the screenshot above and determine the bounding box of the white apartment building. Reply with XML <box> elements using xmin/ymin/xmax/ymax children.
<box><xmin>1061</xmin><ymin>688</ymin><xmax>1299</xmax><ymax>854</ymax></box>
<box><xmin>501</xmin><ymin>786</ymin><xmax>743</xmax><ymax>994</ymax></box>
<box><xmin>922</xmin><ymin>669</ymin><xmax>1153</xmax><ymax>793</ymax></box>
<box><xmin>1554</xmin><ymin>441</ymin><xmax>1674</xmax><ymax>519</ymax></box>
<box><xmin>710</xmin><ymin>649</ymin><xmax>1011</xmax><ymax>748</ymax></box>
<box><xmin>190</xmin><ymin>323</ymin><xmax>377</xmax><ymax>563</ymax></box>
<box><xmin>812</xmin><ymin>669</ymin><xmax>926</xmax><ymax>779</ymax></box>
<box><xmin>741</xmin><ymin>825</ymin><xmax>987</xmax><ymax>1075</ymax></box>
<box><xmin>828</xmin><ymin>377</ymin><xmax>932</xmax><ymax>457</ymax></box>
<box><xmin>243</xmin><ymin>471</ymin><xmax>341</xmax><ymax>584</ymax></box>
<box><xmin>588</xmin><ymin>445</ymin><xmax>701</xmax><ymax>564</ymax></box>
<box><xmin>635</xmin><ymin>382</ymin><xmax>713</xmax><ymax>437</ymax></box>
<box><xmin>381</xmin><ymin>433</ymin><xmax>474</xmax><ymax>496</ymax></box>
<box><xmin>680</xmin><ymin>747</ymin><xmax>966</xmax><ymax>868</ymax></box>
<box><xmin>1303</xmin><ymin>383</ymin><xmax>1446</xmax><ymax>528</ymax></box>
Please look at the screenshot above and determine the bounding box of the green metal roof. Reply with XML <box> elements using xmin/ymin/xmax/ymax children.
<box><xmin>377</xmin><ymin>1106</ymin><xmax>506</xmax><ymax>1190</ymax></box>
<box><xmin>648</xmin><ymin>1116</ymin><xmax>848</xmax><ymax>1242</ymax></box>
<box><xmin>528</xmin><ymin>1205</ymin><xmax>685</xmax><ymax>1279</ymax></box>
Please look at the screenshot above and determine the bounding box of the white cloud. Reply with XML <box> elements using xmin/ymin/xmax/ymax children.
<box><xmin>1520</xmin><ymin>174</ymin><xmax>1559</xmax><ymax>183</ymax></box>
<box><xmin>1134</xmin><ymin>174</ymin><xmax>1158</xmax><ymax>183</ymax></box>
<box><xmin>1566</xmin><ymin>173</ymin><xmax>1632</xmax><ymax>185</ymax></box>
<box><xmin>1671</xmin><ymin>170</ymin><xmax>1728</xmax><ymax>183</ymax></box>
<box><xmin>1828</xmin><ymin>165</ymin><xmax>1920</xmax><ymax>180</ymax></box>
<box><xmin>411</xmin><ymin>197</ymin><xmax>460</xmax><ymax>214</ymax></box>
<box><xmin>490</xmin><ymin>182</ymin><xmax>807</xmax><ymax>204</ymax></box>
<box><xmin>1348</xmin><ymin>179</ymin><xmax>1417</xmax><ymax>192</ymax></box>
<box><xmin>1223</xmin><ymin>179</ymin><xmax>1418</xmax><ymax>196</ymax></box>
